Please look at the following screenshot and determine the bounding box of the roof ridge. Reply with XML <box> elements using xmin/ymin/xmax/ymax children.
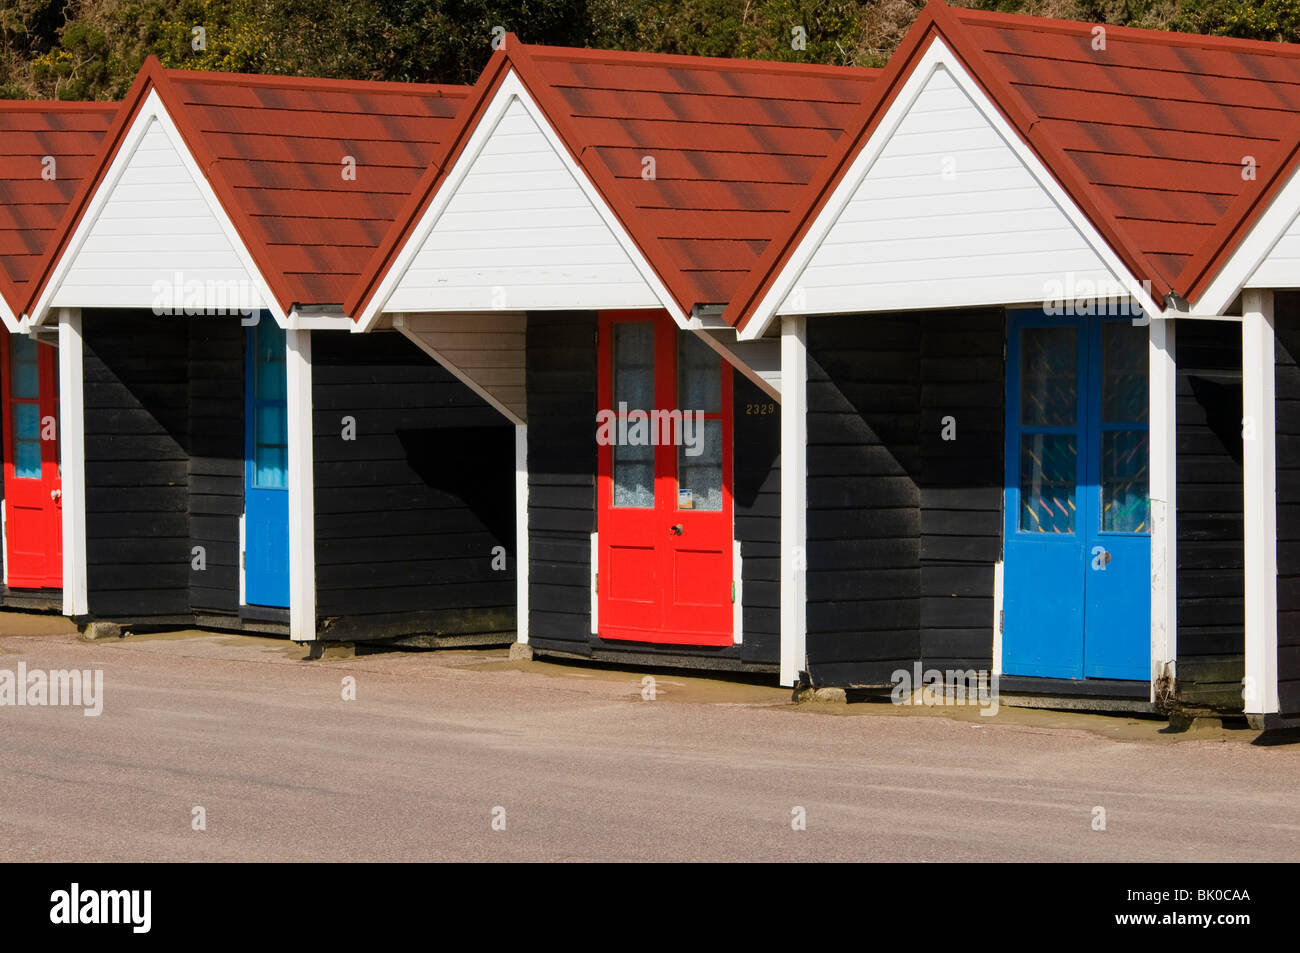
<box><xmin>954</xmin><ymin>6</ymin><xmax>1300</xmax><ymax>59</ymax></box>
<box><xmin>161</xmin><ymin>67</ymin><xmax>470</xmax><ymax>98</ymax></box>
<box><xmin>523</xmin><ymin>43</ymin><xmax>880</xmax><ymax>78</ymax></box>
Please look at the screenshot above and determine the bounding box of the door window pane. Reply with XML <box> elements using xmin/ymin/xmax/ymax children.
<box><xmin>12</xmin><ymin>403</ymin><xmax>40</xmax><ymax>478</ymax></box>
<box><xmin>612</xmin><ymin>322</ymin><xmax>656</xmax><ymax>508</ymax></box>
<box><xmin>252</xmin><ymin>323</ymin><xmax>288</xmax><ymax>489</ymax></box>
<box><xmin>1019</xmin><ymin>433</ymin><xmax>1076</xmax><ymax>533</ymax></box>
<box><xmin>678</xmin><ymin>419</ymin><xmax>722</xmax><ymax>511</ymax></box>
<box><xmin>1102</xmin><ymin>322</ymin><xmax>1148</xmax><ymax>423</ymax></box>
<box><xmin>1020</xmin><ymin>327</ymin><xmax>1077</xmax><ymax>426</ymax></box>
<box><xmin>613</xmin><ymin>323</ymin><xmax>653</xmax><ymax>411</ymax></box>
<box><xmin>678</xmin><ymin>333</ymin><xmax>720</xmax><ymax>414</ymax></box>
<box><xmin>1101</xmin><ymin>430</ymin><xmax>1149</xmax><ymax>533</ymax></box>
<box><xmin>613</xmin><ymin>441</ymin><xmax>654</xmax><ymax>508</ymax></box>
<box><xmin>9</xmin><ymin>335</ymin><xmax>38</xmax><ymax>399</ymax></box>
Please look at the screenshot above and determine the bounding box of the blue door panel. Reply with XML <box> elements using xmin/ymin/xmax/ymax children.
<box><xmin>1004</xmin><ymin>310</ymin><xmax>1149</xmax><ymax>681</ymax></box>
<box><xmin>1002</xmin><ymin>538</ymin><xmax>1083</xmax><ymax>677</ymax></box>
<box><xmin>245</xmin><ymin>319</ymin><xmax>289</xmax><ymax>608</ymax></box>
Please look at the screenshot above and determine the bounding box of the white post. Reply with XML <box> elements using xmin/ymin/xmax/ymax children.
<box><xmin>1242</xmin><ymin>290</ymin><xmax>1279</xmax><ymax>717</ymax></box>
<box><xmin>515</xmin><ymin>422</ymin><xmax>529</xmax><ymax>645</ymax></box>
<box><xmin>286</xmin><ymin>327</ymin><xmax>316</xmax><ymax>642</ymax></box>
<box><xmin>1149</xmin><ymin>317</ymin><xmax>1177</xmax><ymax>698</ymax></box>
<box><xmin>779</xmin><ymin>315</ymin><xmax>808</xmax><ymax>687</ymax></box>
<box><xmin>58</xmin><ymin>308</ymin><xmax>88</xmax><ymax>617</ymax></box>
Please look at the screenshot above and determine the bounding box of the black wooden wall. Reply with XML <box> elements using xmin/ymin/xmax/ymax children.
<box><xmin>311</xmin><ymin>330</ymin><xmax>515</xmax><ymax>642</ymax></box>
<box><xmin>188</xmin><ymin>320</ymin><xmax>243</xmax><ymax>613</ymax></box>
<box><xmin>1174</xmin><ymin>319</ymin><xmax>1244</xmax><ymax>710</ymax></box>
<box><xmin>1273</xmin><ymin>296</ymin><xmax>1300</xmax><ymax>714</ymax></box>
<box><xmin>734</xmin><ymin>375</ymin><xmax>781</xmax><ymax>664</ymax></box>
<box><xmin>82</xmin><ymin>312</ymin><xmax>240</xmax><ymax>620</ymax></box>
<box><xmin>805</xmin><ymin>310</ymin><xmax>1002</xmax><ymax>687</ymax></box>
<box><xmin>526</xmin><ymin>311</ymin><xmax>597</xmax><ymax>655</ymax></box>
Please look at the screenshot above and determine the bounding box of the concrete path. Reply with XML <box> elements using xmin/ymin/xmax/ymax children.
<box><xmin>1</xmin><ymin>614</ymin><xmax>1296</xmax><ymax>862</ymax></box>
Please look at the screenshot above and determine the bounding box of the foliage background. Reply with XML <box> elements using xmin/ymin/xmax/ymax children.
<box><xmin>2</xmin><ymin>0</ymin><xmax>1296</xmax><ymax>100</ymax></box>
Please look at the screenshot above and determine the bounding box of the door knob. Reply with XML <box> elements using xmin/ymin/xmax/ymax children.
<box><xmin>669</xmin><ymin>524</ymin><xmax>684</xmax><ymax>536</ymax></box>
<box><xmin>50</xmin><ymin>489</ymin><xmax>61</xmax><ymax>501</ymax></box>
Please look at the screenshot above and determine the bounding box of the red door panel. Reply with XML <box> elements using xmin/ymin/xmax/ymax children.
<box><xmin>1</xmin><ymin>334</ymin><xmax>62</xmax><ymax>589</ymax></box>
<box><xmin>596</xmin><ymin>310</ymin><xmax>732</xmax><ymax>645</ymax></box>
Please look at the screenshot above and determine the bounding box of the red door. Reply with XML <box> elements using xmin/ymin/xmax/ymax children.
<box><xmin>1</xmin><ymin>334</ymin><xmax>61</xmax><ymax>589</ymax></box>
<box><xmin>596</xmin><ymin>310</ymin><xmax>733</xmax><ymax>645</ymax></box>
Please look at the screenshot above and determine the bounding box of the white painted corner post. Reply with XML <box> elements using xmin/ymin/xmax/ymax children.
<box><xmin>1242</xmin><ymin>290</ymin><xmax>1279</xmax><ymax>718</ymax></box>
<box><xmin>1149</xmin><ymin>316</ymin><xmax>1177</xmax><ymax>698</ymax></box>
<box><xmin>286</xmin><ymin>327</ymin><xmax>316</xmax><ymax>642</ymax></box>
<box><xmin>779</xmin><ymin>315</ymin><xmax>808</xmax><ymax>688</ymax></box>
<box><xmin>58</xmin><ymin>308</ymin><xmax>88</xmax><ymax>618</ymax></box>
<box><xmin>515</xmin><ymin>422</ymin><xmax>529</xmax><ymax>646</ymax></box>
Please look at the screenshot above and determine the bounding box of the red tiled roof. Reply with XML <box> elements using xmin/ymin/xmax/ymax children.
<box><xmin>728</xmin><ymin>1</ymin><xmax>1300</xmax><ymax>330</ymax></box>
<box><xmin>0</xmin><ymin>102</ymin><xmax>117</xmax><ymax>319</ymax></box>
<box><xmin>348</xmin><ymin>39</ymin><xmax>879</xmax><ymax>319</ymax></box>
<box><xmin>24</xmin><ymin>59</ymin><xmax>471</xmax><ymax>316</ymax></box>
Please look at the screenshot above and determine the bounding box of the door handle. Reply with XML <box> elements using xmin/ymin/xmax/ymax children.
<box><xmin>669</xmin><ymin>524</ymin><xmax>684</xmax><ymax>536</ymax></box>
<box><xmin>1091</xmin><ymin>545</ymin><xmax>1111</xmax><ymax>571</ymax></box>
<box><xmin>50</xmin><ymin>489</ymin><xmax>61</xmax><ymax>501</ymax></box>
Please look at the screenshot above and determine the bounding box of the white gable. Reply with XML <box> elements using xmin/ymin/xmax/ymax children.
<box><xmin>1246</xmin><ymin>207</ymin><xmax>1300</xmax><ymax>288</ymax></box>
<box><xmin>39</xmin><ymin>92</ymin><xmax>270</xmax><ymax>319</ymax></box>
<box><xmin>739</xmin><ymin>39</ymin><xmax>1156</xmax><ymax>338</ymax></box>
<box><xmin>380</xmin><ymin>73</ymin><xmax>667</xmax><ymax>316</ymax></box>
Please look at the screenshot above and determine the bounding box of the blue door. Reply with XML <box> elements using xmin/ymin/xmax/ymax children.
<box><xmin>244</xmin><ymin>319</ymin><xmax>289</xmax><ymax>608</ymax></box>
<box><xmin>1003</xmin><ymin>311</ymin><xmax>1150</xmax><ymax>680</ymax></box>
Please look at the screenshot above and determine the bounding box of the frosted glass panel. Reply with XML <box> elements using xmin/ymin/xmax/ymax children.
<box><xmin>678</xmin><ymin>333</ymin><xmax>720</xmax><ymax>414</ymax></box>
<box><xmin>678</xmin><ymin>419</ymin><xmax>722</xmax><ymax>511</ymax></box>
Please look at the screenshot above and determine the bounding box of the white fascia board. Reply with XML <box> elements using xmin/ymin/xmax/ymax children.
<box><xmin>740</xmin><ymin>38</ymin><xmax>1163</xmax><ymax>340</ymax></box>
<box><xmin>1195</xmin><ymin>160</ymin><xmax>1300</xmax><ymax>316</ymax></box>
<box><xmin>30</xmin><ymin>89</ymin><xmax>286</xmax><ymax>327</ymax></box>
<box><xmin>287</xmin><ymin>309</ymin><xmax>354</xmax><ymax>330</ymax></box>
<box><xmin>0</xmin><ymin>296</ymin><xmax>17</xmax><ymax>334</ymax></box>
<box><xmin>356</xmin><ymin>70</ymin><xmax>687</xmax><ymax>332</ymax></box>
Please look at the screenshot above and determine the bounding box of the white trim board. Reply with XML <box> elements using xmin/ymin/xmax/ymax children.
<box><xmin>0</xmin><ymin>297</ymin><xmax>17</xmax><ymax>334</ymax></box>
<box><xmin>30</xmin><ymin>90</ymin><xmax>283</xmax><ymax>326</ymax></box>
<box><xmin>357</xmin><ymin>70</ymin><xmax>686</xmax><ymax>330</ymax></box>
<box><xmin>1149</xmin><ymin>317</ymin><xmax>1177</xmax><ymax>697</ymax></box>
<box><xmin>1242</xmin><ymin>290</ymin><xmax>1280</xmax><ymax>716</ymax></box>
<box><xmin>779</xmin><ymin>315</ymin><xmax>808</xmax><ymax>687</ymax></box>
<box><xmin>286</xmin><ymin>327</ymin><xmax>316</xmax><ymax>642</ymax></box>
<box><xmin>57</xmin><ymin>309</ymin><xmax>88</xmax><ymax>617</ymax></box>
<box><xmin>741</xmin><ymin>38</ymin><xmax>1163</xmax><ymax>340</ymax></box>
<box><xmin>515</xmin><ymin>423</ymin><xmax>530</xmax><ymax>646</ymax></box>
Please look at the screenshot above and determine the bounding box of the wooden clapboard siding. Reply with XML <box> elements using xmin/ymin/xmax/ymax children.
<box><xmin>53</xmin><ymin>118</ymin><xmax>261</xmax><ymax>311</ymax></box>
<box><xmin>1175</xmin><ymin>318</ymin><xmax>1245</xmax><ymax>710</ymax></box>
<box><xmin>805</xmin><ymin>310</ymin><xmax>1003</xmax><ymax>686</ymax></box>
<box><xmin>187</xmin><ymin>319</ymin><xmax>243</xmax><ymax>613</ymax></box>
<box><xmin>734</xmin><ymin>374</ymin><xmax>780</xmax><ymax>663</ymax></box>
<box><xmin>311</xmin><ymin>330</ymin><xmax>515</xmax><ymax>642</ymax></box>
<box><xmin>918</xmin><ymin>311</ymin><xmax>1002</xmax><ymax>671</ymax></box>
<box><xmin>1274</xmin><ymin>294</ymin><xmax>1300</xmax><ymax>714</ymax></box>
<box><xmin>806</xmin><ymin>314</ymin><xmax>922</xmax><ymax>686</ymax></box>
<box><xmin>397</xmin><ymin>312</ymin><xmax>526</xmax><ymax>421</ymax></box>
<box><xmin>387</xmin><ymin>96</ymin><xmax>660</xmax><ymax>314</ymax></box>
<box><xmin>780</xmin><ymin>63</ymin><xmax>1115</xmax><ymax>318</ymax></box>
<box><xmin>526</xmin><ymin>311</ymin><xmax>597</xmax><ymax>654</ymax></box>
<box><xmin>82</xmin><ymin>312</ymin><xmax>193</xmax><ymax>618</ymax></box>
